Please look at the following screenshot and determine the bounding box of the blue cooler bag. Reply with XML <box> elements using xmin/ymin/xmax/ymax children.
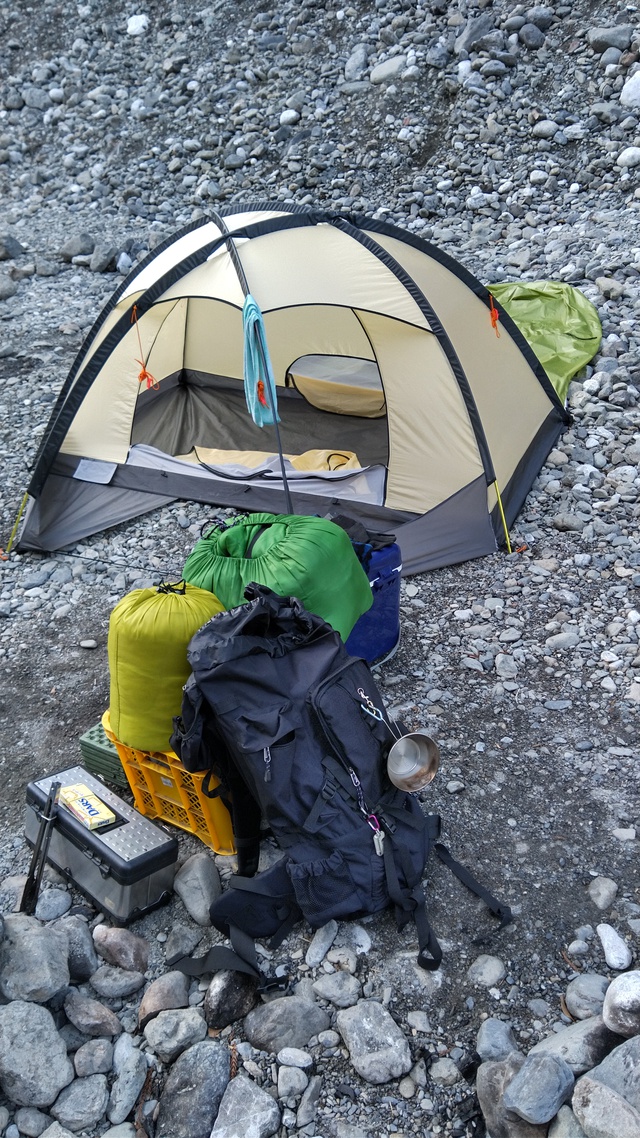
<box><xmin>346</xmin><ymin>541</ymin><xmax>402</xmax><ymax>664</ymax></box>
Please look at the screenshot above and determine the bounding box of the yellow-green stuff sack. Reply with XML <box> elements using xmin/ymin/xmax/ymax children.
<box><xmin>108</xmin><ymin>581</ymin><xmax>224</xmax><ymax>752</ymax></box>
<box><xmin>183</xmin><ymin>513</ymin><xmax>373</xmax><ymax>642</ymax></box>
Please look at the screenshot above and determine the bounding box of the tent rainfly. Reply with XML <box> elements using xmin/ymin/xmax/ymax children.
<box><xmin>19</xmin><ymin>203</ymin><xmax>571</xmax><ymax>574</ymax></box>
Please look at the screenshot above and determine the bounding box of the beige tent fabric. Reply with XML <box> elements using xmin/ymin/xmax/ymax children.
<box><xmin>369</xmin><ymin>233</ymin><xmax>553</xmax><ymax>489</ymax></box>
<box><xmin>69</xmin><ymin>297</ymin><xmax>139</xmax><ymax>393</ymax></box>
<box><xmin>237</xmin><ymin>226</ymin><xmax>431</xmax><ymax>329</ymax></box>
<box><xmin>357</xmin><ymin>311</ymin><xmax>484</xmax><ymax>513</ymax></box>
<box><xmin>162</xmin><ymin>250</ymin><xmax>246</xmax><ymax>309</ymax></box>
<box><xmin>61</xmin><ymin>300</ymin><xmax>186</xmax><ymax>462</ymax></box>
<box><xmin>265</xmin><ymin>306</ymin><xmax>376</xmax><ymax>385</ymax></box>
<box><xmin>182</xmin><ymin>298</ymin><xmax>244</xmax><ymax>377</ymax></box>
<box><xmin>183</xmin><ymin>301</ymin><xmax>378</xmax><ymax>386</ymax></box>
<box><xmin>120</xmin><ymin>210</ymin><xmax>288</xmax><ymax>302</ymax></box>
<box><xmin>290</xmin><ymin>374</ymin><xmax>386</xmax><ymax>418</ymax></box>
<box><xmin>121</xmin><ymin>224</ymin><xmax>223</xmax><ymax>301</ymax></box>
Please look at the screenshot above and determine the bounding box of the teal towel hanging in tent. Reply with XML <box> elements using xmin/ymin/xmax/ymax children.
<box><xmin>243</xmin><ymin>294</ymin><xmax>280</xmax><ymax>427</ymax></box>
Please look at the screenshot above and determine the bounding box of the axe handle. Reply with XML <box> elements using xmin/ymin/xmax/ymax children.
<box><xmin>21</xmin><ymin>780</ymin><xmax>60</xmax><ymax>914</ymax></box>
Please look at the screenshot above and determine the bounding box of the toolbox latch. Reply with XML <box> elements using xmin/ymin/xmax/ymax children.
<box><xmin>81</xmin><ymin>847</ymin><xmax>111</xmax><ymax>879</ymax></box>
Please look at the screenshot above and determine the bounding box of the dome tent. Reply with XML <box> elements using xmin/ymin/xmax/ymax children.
<box><xmin>19</xmin><ymin>203</ymin><xmax>570</xmax><ymax>574</ymax></box>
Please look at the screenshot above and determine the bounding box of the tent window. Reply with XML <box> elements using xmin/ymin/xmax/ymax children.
<box><xmin>287</xmin><ymin>355</ymin><xmax>386</xmax><ymax>419</ymax></box>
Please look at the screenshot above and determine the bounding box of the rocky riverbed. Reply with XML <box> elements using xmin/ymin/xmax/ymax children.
<box><xmin>0</xmin><ymin>0</ymin><xmax>639</xmax><ymax>1136</ymax></box>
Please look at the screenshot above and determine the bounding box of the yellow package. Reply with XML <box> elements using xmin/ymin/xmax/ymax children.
<box><xmin>59</xmin><ymin>784</ymin><xmax>116</xmax><ymax>830</ymax></box>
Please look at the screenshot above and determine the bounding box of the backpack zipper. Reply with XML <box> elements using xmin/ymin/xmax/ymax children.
<box><xmin>310</xmin><ymin>661</ymin><xmax>387</xmax><ymax>856</ymax></box>
<box><xmin>263</xmin><ymin>746</ymin><xmax>272</xmax><ymax>782</ymax></box>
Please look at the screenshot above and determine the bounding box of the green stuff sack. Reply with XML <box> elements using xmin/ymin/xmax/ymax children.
<box><xmin>183</xmin><ymin>512</ymin><xmax>373</xmax><ymax>642</ymax></box>
<box><xmin>108</xmin><ymin>581</ymin><xmax>225</xmax><ymax>752</ymax></box>
<box><xmin>490</xmin><ymin>280</ymin><xmax>602</xmax><ymax>403</ymax></box>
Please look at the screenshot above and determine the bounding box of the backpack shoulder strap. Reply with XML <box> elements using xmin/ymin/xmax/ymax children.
<box><xmin>168</xmin><ymin>918</ymin><xmax>289</xmax><ymax>996</ymax></box>
<box><xmin>434</xmin><ymin>842</ymin><xmax>513</xmax><ymax>929</ymax></box>
<box><xmin>381</xmin><ymin>837</ymin><xmax>442</xmax><ymax>970</ymax></box>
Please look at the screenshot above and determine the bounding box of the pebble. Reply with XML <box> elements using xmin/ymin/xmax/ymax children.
<box><xmin>588</xmin><ymin>877</ymin><xmax>619</xmax><ymax>911</ymax></box>
<box><xmin>155</xmin><ymin>1041</ymin><xmax>230</xmax><ymax>1138</ymax></box>
<box><xmin>548</xmin><ymin>1105</ymin><xmax>588</xmax><ymax>1137</ymax></box>
<box><xmin>203</xmin><ymin>971</ymin><xmax>258</xmax><ymax>1031</ymax></box>
<box><xmin>50</xmin><ymin>1074</ymin><xmax>109</xmax><ymax>1132</ymax></box>
<box><xmin>143</xmin><ymin>1007</ymin><xmax>207</xmax><ymax>1063</ymax></box>
<box><xmin>0</xmin><ymin>1002</ymin><xmax>73</xmax><ymax>1108</ymax></box>
<box><xmin>172</xmin><ymin>853</ymin><xmax>221</xmax><ymax>926</ymax></box>
<box><xmin>244</xmin><ymin>997</ymin><xmax>330</xmax><ymax>1053</ymax></box>
<box><xmin>312</xmin><ymin>971</ymin><xmax>362</xmax><ymax>1008</ymax></box>
<box><xmin>90</xmin><ymin>965</ymin><xmax>146</xmax><ymax>1000</ymax></box>
<box><xmin>64</xmin><ymin>991</ymin><xmax>123</xmax><ymax>1038</ymax></box>
<box><xmin>573</xmin><ymin>1075</ymin><xmax>640</xmax><ymax>1138</ymax></box>
<box><xmin>429</xmin><ymin>1057</ymin><xmax>461</xmax><ymax>1086</ymax></box>
<box><xmin>93</xmin><ymin>926</ymin><xmax>149</xmax><ymax>973</ymax></box>
<box><xmin>406</xmin><ymin>1011</ymin><xmax>431</xmax><ymax>1033</ymax></box>
<box><xmin>602</xmin><ymin>971</ymin><xmax>640</xmax><ymax>1037</ymax></box>
<box><xmin>138</xmin><ymin>971</ymin><xmax>189</xmax><ymax>1030</ymax></box>
<box><xmin>74</xmin><ymin>1038</ymin><xmax>113</xmax><ymax>1078</ymax></box>
<box><xmin>34</xmin><ymin>890</ymin><xmax>71</xmax><ymax>921</ymax></box>
<box><xmin>565</xmin><ymin>973</ymin><xmax>610</xmax><ymax>1019</ymax></box>
<box><xmin>530</xmin><ymin>1016</ymin><xmax>621</xmax><ymax>1074</ymax></box>
<box><xmin>596</xmin><ymin>924</ymin><xmax>633</xmax><ymax>970</ymax></box>
<box><xmin>589</xmin><ymin>1035</ymin><xmax>640</xmax><ymax>1113</ymax></box>
<box><xmin>277</xmin><ymin>1063</ymin><xmax>308</xmax><ymax>1097</ymax></box>
<box><xmin>277</xmin><ymin>1048</ymin><xmax>313</xmax><ymax>1069</ymax></box>
<box><xmin>476</xmin><ymin>1017</ymin><xmax>520</xmax><ymax>1061</ymax></box>
<box><xmin>305</xmin><ymin>921</ymin><xmax>339</xmax><ymax>968</ymax></box>
<box><xmin>467</xmin><ymin>954</ymin><xmax>507</xmax><ymax>986</ymax></box>
<box><xmin>211</xmin><ymin>1074</ymin><xmax>280</xmax><ymax>1138</ymax></box>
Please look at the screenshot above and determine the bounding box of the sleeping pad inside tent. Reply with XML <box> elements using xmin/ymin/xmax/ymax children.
<box><xmin>18</xmin><ymin>202</ymin><xmax>582</xmax><ymax>574</ymax></box>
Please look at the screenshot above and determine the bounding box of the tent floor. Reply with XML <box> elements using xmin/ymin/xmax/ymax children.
<box><xmin>132</xmin><ymin>370</ymin><xmax>390</xmax><ymax>469</ymax></box>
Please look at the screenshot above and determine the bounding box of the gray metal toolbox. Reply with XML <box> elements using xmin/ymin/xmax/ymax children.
<box><xmin>25</xmin><ymin>765</ymin><xmax>179</xmax><ymax>925</ymax></box>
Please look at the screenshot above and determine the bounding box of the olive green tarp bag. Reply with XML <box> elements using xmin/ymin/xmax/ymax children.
<box><xmin>182</xmin><ymin>513</ymin><xmax>373</xmax><ymax>642</ymax></box>
<box><xmin>108</xmin><ymin>581</ymin><xmax>225</xmax><ymax>752</ymax></box>
<box><xmin>490</xmin><ymin>280</ymin><xmax>602</xmax><ymax>403</ymax></box>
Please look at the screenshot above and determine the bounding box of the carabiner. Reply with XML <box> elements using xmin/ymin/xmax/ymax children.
<box><xmin>361</xmin><ymin>703</ymin><xmax>384</xmax><ymax>722</ymax></box>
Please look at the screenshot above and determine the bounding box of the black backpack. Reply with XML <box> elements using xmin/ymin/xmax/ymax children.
<box><xmin>170</xmin><ymin>584</ymin><xmax>510</xmax><ymax>989</ymax></box>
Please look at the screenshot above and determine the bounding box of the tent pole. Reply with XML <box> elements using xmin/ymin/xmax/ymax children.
<box><xmin>211</xmin><ymin>211</ymin><xmax>294</xmax><ymax>515</ymax></box>
<box><xmin>254</xmin><ymin>334</ymin><xmax>294</xmax><ymax>516</ymax></box>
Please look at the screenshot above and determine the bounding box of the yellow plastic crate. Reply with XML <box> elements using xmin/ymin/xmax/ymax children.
<box><xmin>102</xmin><ymin>712</ymin><xmax>235</xmax><ymax>855</ymax></box>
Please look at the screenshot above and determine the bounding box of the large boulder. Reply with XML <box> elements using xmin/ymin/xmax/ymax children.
<box><xmin>155</xmin><ymin>1042</ymin><xmax>230</xmax><ymax>1138</ymax></box>
<box><xmin>0</xmin><ymin>1002</ymin><xmax>74</xmax><ymax>1107</ymax></box>
<box><xmin>336</xmin><ymin>1000</ymin><xmax>412</xmax><ymax>1084</ymax></box>
<box><xmin>244</xmin><ymin>996</ymin><xmax>330</xmax><ymax>1053</ymax></box>
<box><xmin>0</xmin><ymin>915</ymin><xmax>69</xmax><ymax>1002</ymax></box>
<box><xmin>211</xmin><ymin>1074</ymin><xmax>280</xmax><ymax>1138</ymax></box>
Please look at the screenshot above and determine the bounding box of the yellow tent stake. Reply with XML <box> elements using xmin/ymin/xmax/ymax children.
<box><xmin>2</xmin><ymin>491</ymin><xmax>29</xmax><ymax>558</ymax></box>
<box><xmin>494</xmin><ymin>481</ymin><xmax>512</xmax><ymax>554</ymax></box>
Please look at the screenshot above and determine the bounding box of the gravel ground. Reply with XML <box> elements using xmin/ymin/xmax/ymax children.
<box><xmin>0</xmin><ymin>0</ymin><xmax>639</xmax><ymax>1135</ymax></box>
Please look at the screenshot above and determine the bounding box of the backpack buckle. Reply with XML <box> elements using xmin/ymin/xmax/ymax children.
<box><xmin>257</xmin><ymin>974</ymin><xmax>289</xmax><ymax>995</ymax></box>
<box><xmin>378</xmin><ymin>811</ymin><xmax>396</xmax><ymax>834</ymax></box>
<box><xmin>322</xmin><ymin>778</ymin><xmax>337</xmax><ymax>802</ymax></box>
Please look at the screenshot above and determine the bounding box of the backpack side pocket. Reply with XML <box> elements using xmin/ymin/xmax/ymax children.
<box><xmin>286</xmin><ymin>848</ymin><xmax>360</xmax><ymax>927</ymax></box>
